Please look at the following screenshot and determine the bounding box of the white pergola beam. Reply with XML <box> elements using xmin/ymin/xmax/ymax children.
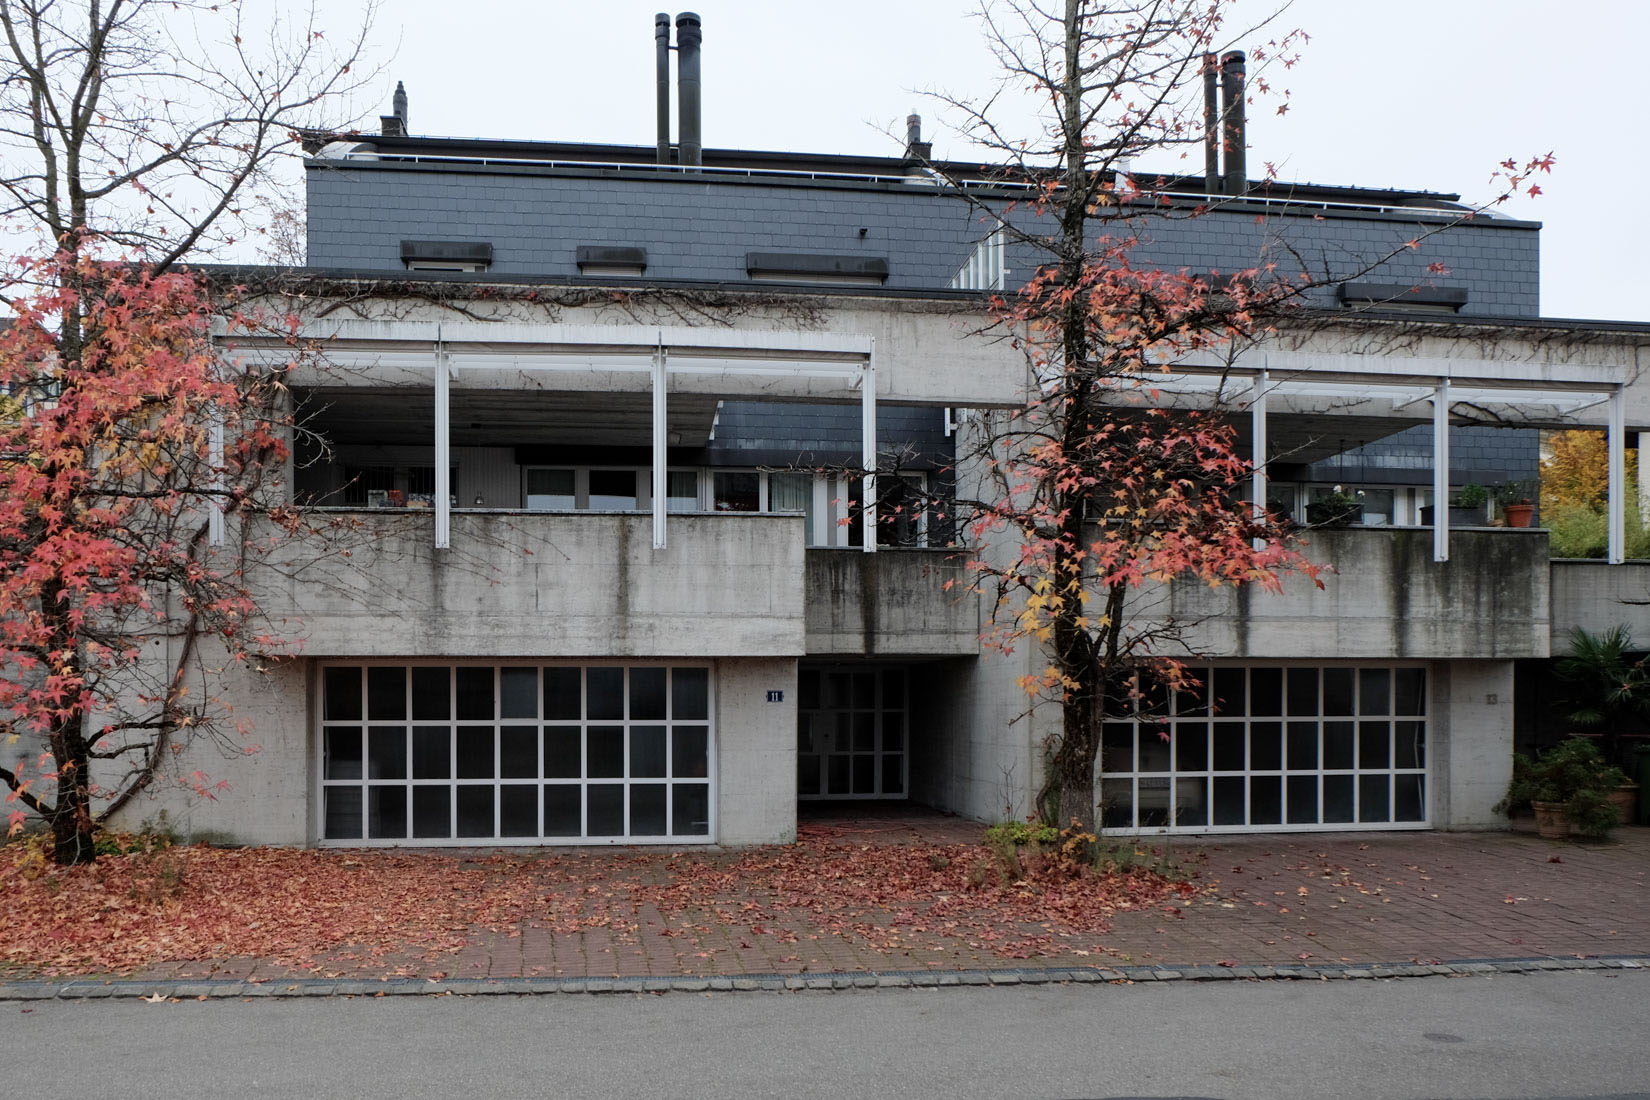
<box><xmin>1433</xmin><ymin>380</ymin><xmax>1450</xmax><ymax>563</ymax></box>
<box><xmin>862</xmin><ymin>340</ymin><xmax>877</xmax><ymax>553</ymax></box>
<box><xmin>1251</xmin><ymin>369</ymin><xmax>1268</xmax><ymax>549</ymax></box>
<box><xmin>435</xmin><ymin>340</ymin><xmax>451</xmax><ymax>550</ymax></box>
<box><xmin>1610</xmin><ymin>386</ymin><xmax>1625</xmax><ymax>564</ymax></box>
<box><xmin>652</xmin><ymin>345</ymin><xmax>668</xmax><ymax>550</ymax></box>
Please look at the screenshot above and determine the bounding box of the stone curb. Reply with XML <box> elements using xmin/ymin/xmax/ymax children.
<box><xmin>2</xmin><ymin>955</ymin><xmax>1645</xmax><ymax>1002</ymax></box>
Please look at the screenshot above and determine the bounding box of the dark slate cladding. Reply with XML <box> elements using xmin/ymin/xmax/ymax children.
<box><xmin>702</xmin><ymin>402</ymin><xmax>952</xmax><ymax>471</ymax></box>
<box><xmin>306</xmin><ymin>163</ymin><xmax>1539</xmax><ymax>317</ymax></box>
<box><xmin>306</xmin><ymin>166</ymin><xmax>982</xmax><ymax>289</ymax></box>
<box><xmin>1002</xmin><ymin>209</ymin><xmax>1537</xmax><ymax>318</ymax></box>
<box><xmin>1297</xmin><ymin>425</ymin><xmax>1540</xmax><ymax>487</ymax></box>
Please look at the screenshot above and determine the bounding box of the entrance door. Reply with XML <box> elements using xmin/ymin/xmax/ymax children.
<box><xmin>797</xmin><ymin>666</ymin><xmax>907</xmax><ymax>799</ymax></box>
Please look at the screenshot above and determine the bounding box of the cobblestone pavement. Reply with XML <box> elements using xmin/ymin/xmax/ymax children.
<box><xmin>7</xmin><ymin>806</ymin><xmax>1646</xmax><ymax>998</ymax></box>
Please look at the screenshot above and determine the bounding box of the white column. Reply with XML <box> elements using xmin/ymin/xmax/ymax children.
<box><xmin>861</xmin><ymin>341</ymin><xmax>877</xmax><ymax>553</ymax></box>
<box><xmin>1250</xmin><ymin>370</ymin><xmax>1268</xmax><ymax>548</ymax></box>
<box><xmin>652</xmin><ymin>343</ymin><xmax>668</xmax><ymax>550</ymax></box>
<box><xmin>1433</xmin><ymin>378</ymin><xmax>1450</xmax><ymax>563</ymax></box>
<box><xmin>435</xmin><ymin>340</ymin><xmax>451</xmax><ymax>550</ymax></box>
<box><xmin>1609</xmin><ymin>386</ymin><xmax>1625</xmax><ymax>564</ymax></box>
<box><xmin>208</xmin><ymin>414</ymin><xmax>225</xmax><ymax>547</ymax></box>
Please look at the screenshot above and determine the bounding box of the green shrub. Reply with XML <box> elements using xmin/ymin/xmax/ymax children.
<box><xmin>1498</xmin><ymin>737</ymin><xmax>1628</xmax><ymax>839</ymax></box>
<box><xmin>984</xmin><ymin>819</ymin><xmax>1058</xmax><ymax>847</ymax></box>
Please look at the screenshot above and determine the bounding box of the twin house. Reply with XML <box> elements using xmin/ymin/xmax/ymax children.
<box><xmin>130</xmin><ymin>21</ymin><xmax>1650</xmax><ymax>848</ymax></box>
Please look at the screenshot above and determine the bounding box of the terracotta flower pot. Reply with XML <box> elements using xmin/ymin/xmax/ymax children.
<box><xmin>1531</xmin><ymin>800</ymin><xmax>1570</xmax><ymax>840</ymax></box>
<box><xmin>1608</xmin><ymin>782</ymin><xmax>1638</xmax><ymax>823</ymax></box>
<box><xmin>1503</xmin><ymin>503</ymin><xmax>1535</xmax><ymax>527</ymax></box>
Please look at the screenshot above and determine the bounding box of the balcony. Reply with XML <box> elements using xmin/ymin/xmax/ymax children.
<box><xmin>804</xmin><ymin>549</ymin><xmax>979</xmax><ymax>657</ymax></box>
<box><xmin>1161</xmin><ymin>527</ymin><xmax>1552</xmax><ymax>660</ymax></box>
<box><xmin>251</xmin><ymin>512</ymin><xmax>807</xmax><ymax>659</ymax></box>
<box><xmin>1549</xmin><ymin>559</ymin><xmax>1650</xmax><ymax>644</ymax></box>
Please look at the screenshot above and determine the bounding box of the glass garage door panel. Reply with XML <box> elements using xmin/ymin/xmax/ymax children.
<box><xmin>320</xmin><ymin>664</ymin><xmax>713</xmax><ymax>844</ymax></box>
<box><xmin>1097</xmin><ymin>665</ymin><xmax>1427</xmax><ymax>834</ymax></box>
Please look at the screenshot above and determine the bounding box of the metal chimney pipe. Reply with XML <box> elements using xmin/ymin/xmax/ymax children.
<box><xmin>1202</xmin><ymin>54</ymin><xmax>1219</xmax><ymax>194</ymax></box>
<box><xmin>906</xmin><ymin>112</ymin><xmax>922</xmax><ymax>149</ymax></box>
<box><xmin>655</xmin><ymin>13</ymin><xmax>672</xmax><ymax>164</ymax></box>
<box><xmin>676</xmin><ymin>12</ymin><xmax>702</xmax><ymax>168</ymax></box>
<box><xmin>1221</xmin><ymin>50</ymin><xmax>1247</xmax><ymax>196</ymax></box>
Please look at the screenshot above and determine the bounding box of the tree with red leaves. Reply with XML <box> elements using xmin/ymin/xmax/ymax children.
<box><xmin>930</xmin><ymin>1</ymin><xmax>1552</xmax><ymax>831</ymax></box>
<box><xmin>0</xmin><ymin>1</ymin><xmax>373</xmax><ymax>863</ymax></box>
<box><xmin>0</xmin><ymin>259</ymin><xmax>301</xmax><ymax>863</ymax></box>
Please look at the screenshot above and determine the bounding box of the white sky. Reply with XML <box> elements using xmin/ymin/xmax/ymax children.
<box><xmin>335</xmin><ymin>0</ymin><xmax>1644</xmax><ymax>321</ymax></box>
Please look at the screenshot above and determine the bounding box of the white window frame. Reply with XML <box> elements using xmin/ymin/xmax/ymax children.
<box><xmin>314</xmin><ymin>660</ymin><xmax>716</xmax><ymax>847</ymax></box>
<box><xmin>1097</xmin><ymin>663</ymin><xmax>1430</xmax><ymax>836</ymax></box>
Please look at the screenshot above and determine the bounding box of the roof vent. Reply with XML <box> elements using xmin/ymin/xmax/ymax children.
<box><xmin>746</xmin><ymin>252</ymin><xmax>889</xmax><ymax>285</ymax></box>
<box><xmin>577</xmin><ymin>245</ymin><xmax>648</xmax><ymax>277</ymax></box>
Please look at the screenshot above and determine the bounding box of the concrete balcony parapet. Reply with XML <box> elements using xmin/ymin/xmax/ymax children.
<box><xmin>804</xmin><ymin>548</ymin><xmax>979</xmax><ymax>657</ymax></box>
<box><xmin>249</xmin><ymin>511</ymin><xmax>806</xmax><ymax>658</ymax></box>
<box><xmin>1163</xmin><ymin>527</ymin><xmax>1551</xmax><ymax>660</ymax></box>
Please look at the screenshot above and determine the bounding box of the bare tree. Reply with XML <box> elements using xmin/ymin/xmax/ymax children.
<box><xmin>0</xmin><ymin>0</ymin><xmax>374</xmax><ymax>272</ymax></box>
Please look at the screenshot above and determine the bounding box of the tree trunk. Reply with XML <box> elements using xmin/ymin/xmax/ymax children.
<box><xmin>1055</xmin><ymin>688</ymin><xmax>1098</xmax><ymax>832</ymax></box>
<box><xmin>49</xmin><ymin>732</ymin><xmax>97</xmax><ymax>865</ymax></box>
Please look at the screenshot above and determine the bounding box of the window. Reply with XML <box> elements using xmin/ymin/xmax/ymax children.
<box><xmin>1098</xmin><ymin>664</ymin><xmax>1427</xmax><ymax>833</ymax></box>
<box><xmin>525</xmin><ymin>468</ymin><xmax>575</xmax><ymax>510</ymax></box>
<box><xmin>713</xmin><ymin>471</ymin><xmax>761</xmax><ymax>512</ymax></box>
<box><xmin>320</xmin><ymin>663</ymin><xmax>713</xmax><ymax>844</ymax></box>
<box><xmin>587</xmin><ymin>469</ymin><xmax>639</xmax><ymax>511</ymax></box>
<box><xmin>666</xmin><ymin>470</ymin><xmax>700</xmax><ymax>512</ymax></box>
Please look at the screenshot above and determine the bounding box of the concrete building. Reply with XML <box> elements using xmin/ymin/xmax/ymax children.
<box><xmin>111</xmin><ymin>22</ymin><xmax>1650</xmax><ymax>849</ymax></box>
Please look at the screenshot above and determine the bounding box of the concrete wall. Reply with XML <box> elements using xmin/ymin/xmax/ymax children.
<box><xmin>714</xmin><ymin>658</ymin><xmax>798</xmax><ymax>845</ymax></box>
<box><xmin>1431</xmin><ymin>660</ymin><xmax>1517</xmax><ymax>829</ymax></box>
<box><xmin>106</xmin><ymin>658</ymin><xmax>312</xmax><ymax>847</ymax></box>
<box><xmin>909</xmin><ymin>653</ymin><xmax>1049</xmax><ymax>825</ymax></box>
<box><xmin>804</xmin><ymin>550</ymin><xmax>979</xmax><ymax>657</ymax></box>
<box><xmin>1549</xmin><ymin>561</ymin><xmax>1650</xmax><ymax>643</ymax></box>
<box><xmin>1163</xmin><ymin>528</ymin><xmax>1551</xmax><ymax>660</ymax></box>
<box><xmin>251</xmin><ymin>512</ymin><xmax>807</xmax><ymax>659</ymax></box>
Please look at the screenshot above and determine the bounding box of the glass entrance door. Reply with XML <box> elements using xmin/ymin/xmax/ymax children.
<box><xmin>797</xmin><ymin>666</ymin><xmax>907</xmax><ymax>799</ymax></box>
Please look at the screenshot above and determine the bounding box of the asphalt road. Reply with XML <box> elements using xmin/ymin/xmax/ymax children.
<box><xmin>7</xmin><ymin>969</ymin><xmax>1648</xmax><ymax>1099</ymax></box>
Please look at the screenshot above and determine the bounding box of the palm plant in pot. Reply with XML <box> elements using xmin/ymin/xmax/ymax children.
<box><xmin>1555</xmin><ymin>625</ymin><xmax>1647</xmax><ymax>819</ymax></box>
<box><xmin>1498</xmin><ymin>737</ymin><xmax>1627</xmax><ymax>840</ymax></box>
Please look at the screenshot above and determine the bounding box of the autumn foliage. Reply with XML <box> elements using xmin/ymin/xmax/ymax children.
<box><xmin>1</xmin><ymin>825</ymin><xmax>1196</xmax><ymax>977</ymax></box>
<box><xmin>0</xmin><ymin>256</ymin><xmax>295</xmax><ymax>863</ymax></box>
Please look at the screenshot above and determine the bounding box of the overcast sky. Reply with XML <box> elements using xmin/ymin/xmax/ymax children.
<box><xmin>341</xmin><ymin>0</ymin><xmax>1642</xmax><ymax>321</ymax></box>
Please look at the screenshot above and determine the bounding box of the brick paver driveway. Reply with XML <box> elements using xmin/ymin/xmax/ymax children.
<box><xmin>121</xmin><ymin>805</ymin><xmax>1649</xmax><ymax>985</ymax></box>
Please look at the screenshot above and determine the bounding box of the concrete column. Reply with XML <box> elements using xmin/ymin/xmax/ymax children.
<box><xmin>713</xmin><ymin>657</ymin><xmax>798</xmax><ymax>844</ymax></box>
<box><xmin>1434</xmin><ymin>660</ymin><xmax>1515</xmax><ymax>830</ymax></box>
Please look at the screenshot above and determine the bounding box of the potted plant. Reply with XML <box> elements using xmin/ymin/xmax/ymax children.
<box><xmin>1498</xmin><ymin>737</ymin><xmax>1628</xmax><ymax>840</ymax></box>
<box><xmin>1420</xmin><ymin>483</ymin><xmax>1490</xmax><ymax>527</ymax></box>
<box><xmin>1494</xmin><ymin>480</ymin><xmax>1536</xmax><ymax>527</ymax></box>
<box><xmin>1306</xmin><ymin>487</ymin><xmax>1361</xmax><ymax>528</ymax></box>
<box><xmin>1452</xmin><ymin>483</ymin><xmax>1489</xmax><ymax>525</ymax></box>
<box><xmin>1555</xmin><ymin>625</ymin><xmax>1647</xmax><ymax>817</ymax></box>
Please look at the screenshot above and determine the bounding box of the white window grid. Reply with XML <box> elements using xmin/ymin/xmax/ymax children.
<box><xmin>1098</xmin><ymin>664</ymin><xmax>1428</xmax><ymax>835</ymax></box>
<box><xmin>316</xmin><ymin>661</ymin><xmax>715</xmax><ymax>846</ymax></box>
